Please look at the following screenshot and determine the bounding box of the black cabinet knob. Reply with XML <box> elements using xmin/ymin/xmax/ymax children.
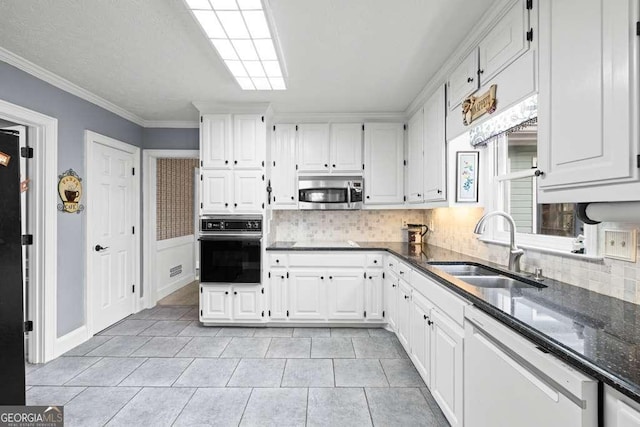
<box><xmin>417</xmin><ymin>193</ymin><xmax>421</xmax><ymax>197</ymax></box>
<box><xmin>437</xmin><ymin>189</ymin><xmax>442</xmax><ymax>194</ymax></box>
<box><xmin>225</xmin><ymin>160</ymin><xmax>229</xmax><ymax>164</ymax></box>
<box><xmin>374</xmin><ymin>260</ymin><xmax>377</xmax><ymax>264</ymax></box>
<box><xmin>234</xmin><ymin>160</ymin><xmax>238</xmax><ymax>164</ymax></box>
<box><xmin>428</xmin><ymin>320</ymin><xmax>433</xmax><ymax>326</ymax></box>
<box><xmin>281</xmin><ymin>275</ymin><xmax>285</xmax><ymax>279</ymax></box>
<box><xmin>320</xmin><ymin>276</ymin><xmax>324</xmax><ymax>280</ymax></box>
<box><xmin>234</xmin><ymin>291</ymin><xmax>238</xmax><ymax>295</ymax></box>
<box><xmin>324</xmin><ymin>164</ymin><xmax>328</xmax><ymax>168</ymax></box>
<box><xmin>276</xmin><ymin>259</ymin><xmax>280</xmax><ymax>263</ymax></box>
<box><xmin>392</xmin><ymin>284</ymin><xmax>396</xmax><ymax>288</ymax></box>
<box><xmin>332</xmin><ymin>164</ymin><xmax>336</xmax><ymax>168</ymax></box>
<box><xmin>479</xmin><ymin>69</ymin><xmax>484</xmax><ymax>74</ymax></box>
<box><xmin>225</xmin><ymin>291</ymin><xmax>229</xmax><ymax>295</ymax></box>
<box><xmin>366</xmin><ymin>195</ymin><xmax>370</xmax><ymax>199</ymax></box>
<box><xmin>467</xmin><ymin>77</ymin><xmax>474</xmax><ymax>83</ymax></box>
<box><xmin>368</xmin><ymin>276</ymin><xmax>372</xmax><ymax>280</ymax></box>
<box><xmin>234</xmin><ymin>203</ymin><xmax>238</xmax><ymax>207</ymax></box>
<box><xmin>404</xmin><ymin>295</ymin><xmax>409</xmax><ymax>300</ymax></box>
<box><xmin>291</xmin><ymin>196</ymin><xmax>294</xmax><ymax>200</ymax></box>
<box><xmin>329</xmin><ymin>276</ymin><xmax>333</xmax><ymax>279</ymax></box>
<box><xmin>423</xmin><ymin>315</ymin><xmax>427</xmax><ymax>320</ymax></box>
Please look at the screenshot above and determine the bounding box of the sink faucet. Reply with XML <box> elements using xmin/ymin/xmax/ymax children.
<box><xmin>473</xmin><ymin>211</ymin><xmax>524</xmax><ymax>273</ymax></box>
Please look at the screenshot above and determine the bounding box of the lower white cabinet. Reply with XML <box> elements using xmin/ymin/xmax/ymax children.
<box><xmin>365</xmin><ymin>270</ymin><xmax>384</xmax><ymax>320</ymax></box>
<box><xmin>384</xmin><ymin>270</ymin><xmax>398</xmax><ymax>331</ymax></box>
<box><xmin>396</xmin><ymin>279</ymin><xmax>412</xmax><ymax>348</ymax></box>
<box><xmin>200</xmin><ymin>284</ymin><xmax>263</xmax><ymax>322</ymax></box>
<box><xmin>288</xmin><ymin>269</ymin><xmax>327</xmax><ymax>320</ymax></box>
<box><xmin>233</xmin><ymin>170</ymin><xmax>264</xmax><ymax>212</ymax></box>
<box><xmin>430</xmin><ymin>309</ymin><xmax>464</xmax><ymax>427</ymax></box>
<box><xmin>410</xmin><ymin>291</ymin><xmax>434</xmax><ymax>385</ymax></box>
<box><xmin>268</xmin><ymin>270</ymin><xmax>288</xmax><ymax>320</ymax></box>
<box><xmin>605</xmin><ymin>385</ymin><xmax>640</xmax><ymax>427</ymax></box>
<box><xmin>327</xmin><ymin>269</ymin><xmax>365</xmax><ymax>320</ymax></box>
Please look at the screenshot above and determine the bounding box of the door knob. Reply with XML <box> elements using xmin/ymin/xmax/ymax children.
<box><xmin>95</xmin><ymin>245</ymin><xmax>109</xmax><ymax>251</ymax></box>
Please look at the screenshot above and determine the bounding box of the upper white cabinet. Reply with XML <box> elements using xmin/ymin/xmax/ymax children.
<box><xmin>423</xmin><ymin>85</ymin><xmax>447</xmax><ymax>202</ymax></box>
<box><xmin>537</xmin><ymin>0</ymin><xmax>640</xmax><ymax>202</ymax></box>
<box><xmin>233</xmin><ymin>171</ymin><xmax>264</xmax><ymax>213</ymax></box>
<box><xmin>297</xmin><ymin>123</ymin><xmax>331</xmax><ymax>173</ymax></box>
<box><xmin>201</xmin><ymin>114</ymin><xmax>232</xmax><ymax>169</ymax></box>
<box><xmin>201</xmin><ymin>170</ymin><xmax>233</xmax><ymax>213</ymax></box>
<box><xmin>406</xmin><ymin>108</ymin><xmax>425</xmax><ymax>203</ymax></box>
<box><xmin>233</xmin><ymin>115</ymin><xmax>266</xmax><ymax>169</ymax></box>
<box><xmin>271</xmin><ymin>124</ymin><xmax>298</xmax><ymax>208</ymax></box>
<box><xmin>364</xmin><ymin>122</ymin><xmax>405</xmax><ymax>204</ymax></box>
<box><xmin>478</xmin><ymin>0</ymin><xmax>529</xmax><ymax>83</ymax></box>
<box><xmin>201</xmin><ymin>170</ymin><xmax>264</xmax><ymax>214</ymax></box>
<box><xmin>447</xmin><ymin>50</ymin><xmax>480</xmax><ymax>111</ymax></box>
<box><xmin>330</xmin><ymin>123</ymin><xmax>363</xmax><ymax>173</ymax></box>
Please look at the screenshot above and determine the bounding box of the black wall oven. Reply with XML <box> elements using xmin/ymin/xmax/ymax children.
<box><xmin>199</xmin><ymin>216</ymin><xmax>262</xmax><ymax>284</ymax></box>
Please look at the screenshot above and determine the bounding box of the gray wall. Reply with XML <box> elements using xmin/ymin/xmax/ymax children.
<box><xmin>143</xmin><ymin>128</ymin><xmax>199</xmax><ymax>150</ymax></box>
<box><xmin>0</xmin><ymin>60</ymin><xmax>144</xmax><ymax>336</ymax></box>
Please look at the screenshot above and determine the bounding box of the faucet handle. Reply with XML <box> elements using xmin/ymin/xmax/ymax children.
<box><xmin>533</xmin><ymin>268</ymin><xmax>543</xmax><ymax>281</ymax></box>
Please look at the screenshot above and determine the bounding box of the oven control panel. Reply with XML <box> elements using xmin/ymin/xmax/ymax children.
<box><xmin>201</xmin><ymin>217</ymin><xmax>262</xmax><ymax>233</ymax></box>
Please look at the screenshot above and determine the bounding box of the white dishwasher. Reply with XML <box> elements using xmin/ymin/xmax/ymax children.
<box><xmin>464</xmin><ymin>306</ymin><xmax>598</xmax><ymax>427</ymax></box>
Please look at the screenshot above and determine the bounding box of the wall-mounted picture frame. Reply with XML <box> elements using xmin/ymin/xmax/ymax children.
<box><xmin>456</xmin><ymin>151</ymin><xmax>479</xmax><ymax>203</ymax></box>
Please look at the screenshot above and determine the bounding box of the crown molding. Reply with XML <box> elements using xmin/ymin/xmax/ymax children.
<box><xmin>192</xmin><ymin>101</ymin><xmax>272</xmax><ymax>114</ymax></box>
<box><xmin>404</xmin><ymin>0</ymin><xmax>517</xmax><ymax>117</ymax></box>
<box><xmin>0</xmin><ymin>47</ymin><xmax>147</xmax><ymax>126</ymax></box>
<box><xmin>272</xmin><ymin>111</ymin><xmax>407</xmax><ymax>123</ymax></box>
<box><xmin>143</xmin><ymin>120</ymin><xmax>199</xmax><ymax>128</ymax></box>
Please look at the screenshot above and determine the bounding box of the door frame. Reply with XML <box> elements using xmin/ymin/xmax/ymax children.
<box><xmin>85</xmin><ymin>130</ymin><xmax>141</xmax><ymax>336</ymax></box>
<box><xmin>142</xmin><ymin>149</ymin><xmax>199</xmax><ymax>310</ymax></box>
<box><xmin>0</xmin><ymin>99</ymin><xmax>58</xmax><ymax>363</ymax></box>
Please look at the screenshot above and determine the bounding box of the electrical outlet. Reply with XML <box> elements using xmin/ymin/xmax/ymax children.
<box><xmin>428</xmin><ymin>220</ymin><xmax>435</xmax><ymax>232</ymax></box>
<box><xmin>604</xmin><ymin>229</ymin><xmax>637</xmax><ymax>262</ymax></box>
<box><xmin>401</xmin><ymin>218</ymin><xmax>408</xmax><ymax>228</ymax></box>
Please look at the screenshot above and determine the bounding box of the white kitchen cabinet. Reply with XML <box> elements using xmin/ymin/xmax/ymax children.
<box><xmin>297</xmin><ymin>123</ymin><xmax>331</xmax><ymax>173</ymax></box>
<box><xmin>330</xmin><ymin>123</ymin><xmax>363</xmax><ymax>174</ymax></box>
<box><xmin>538</xmin><ymin>0</ymin><xmax>640</xmax><ymax>201</ymax></box>
<box><xmin>605</xmin><ymin>385</ymin><xmax>640</xmax><ymax>427</ymax></box>
<box><xmin>201</xmin><ymin>114</ymin><xmax>232</xmax><ymax>169</ymax></box>
<box><xmin>232</xmin><ymin>286</ymin><xmax>262</xmax><ymax>320</ymax></box>
<box><xmin>364</xmin><ymin>122</ymin><xmax>405</xmax><ymax>204</ymax></box>
<box><xmin>384</xmin><ymin>270</ymin><xmax>398</xmax><ymax>331</ymax></box>
<box><xmin>271</xmin><ymin>124</ymin><xmax>297</xmax><ymax>207</ymax></box>
<box><xmin>365</xmin><ymin>270</ymin><xmax>384</xmax><ymax>321</ymax></box>
<box><xmin>233</xmin><ymin>170</ymin><xmax>264</xmax><ymax>213</ymax></box>
<box><xmin>406</xmin><ymin>107</ymin><xmax>424</xmax><ymax>203</ymax></box>
<box><xmin>396</xmin><ymin>279</ymin><xmax>412</xmax><ymax>349</ymax></box>
<box><xmin>268</xmin><ymin>270</ymin><xmax>288</xmax><ymax>320</ymax></box>
<box><xmin>431</xmin><ymin>309</ymin><xmax>464</xmax><ymax>427</ymax></box>
<box><xmin>233</xmin><ymin>114</ymin><xmax>266</xmax><ymax>169</ymax></box>
<box><xmin>410</xmin><ymin>291</ymin><xmax>434</xmax><ymax>386</ymax></box>
<box><xmin>201</xmin><ymin>170</ymin><xmax>233</xmax><ymax>213</ymax></box>
<box><xmin>423</xmin><ymin>85</ymin><xmax>447</xmax><ymax>202</ymax></box>
<box><xmin>478</xmin><ymin>0</ymin><xmax>529</xmax><ymax>84</ymax></box>
<box><xmin>288</xmin><ymin>269</ymin><xmax>326</xmax><ymax>320</ymax></box>
<box><xmin>200</xmin><ymin>285</ymin><xmax>232</xmax><ymax>320</ymax></box>
<box><xmin>327</xmin><ymin>269</ymin><xmax>365</xmax><ymax>320</ymax></box>
<box><xmin>447</xmin><ymin>49</ymin><xmax>479</xmax><ymax>111</ymax></box>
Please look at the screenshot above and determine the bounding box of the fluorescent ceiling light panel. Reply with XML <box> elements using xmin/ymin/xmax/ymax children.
<box><xmin>193</xmin><ymin>10</ymin><xmax>226</xmax><ymax>38</ymax></box>
<box><xmin>186</xmin><ymin>0</ymin><xmax>212</xmax><ymax>10</ymax></box>
<box><xmin>186</xmin><ymin>0</ymin><xmax>287</xmax><ymax>90</ymax></box>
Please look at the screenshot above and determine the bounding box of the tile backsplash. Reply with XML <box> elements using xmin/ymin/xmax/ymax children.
<box><xmin>424</xmin><ymin>207</ymin><xmax>640</xmax><ymax>305</ymax></box>
<box><xmin>270</xmin><ymin>210</ymin><xmax>426</xmax><ymax>243</ymax></box>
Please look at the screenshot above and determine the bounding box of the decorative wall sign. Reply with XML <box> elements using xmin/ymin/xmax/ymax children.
<box><xmin>456</xmin><ymin>151</ymin><xmax>479</xmax><ymax>203</ymax></box>
<box><xmin>0</xmin><ymin>150</ymin><xmax>10</xmax><ymax>167</ymax></box>
<box><xmin>462</xmin><ymin>84</ymin><xmax>497</xmax><ymax>126</ymax></box>
<box><xmin>57</xmin><ymin>169</ymin><xmax>85</xmax><ymax>213</ymax></box>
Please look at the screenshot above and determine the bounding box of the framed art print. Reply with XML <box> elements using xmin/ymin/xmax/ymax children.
<box><xmin>456</xmin><ymin>151</ymin><xmax>479</xmax><ymax>202</ymax></box>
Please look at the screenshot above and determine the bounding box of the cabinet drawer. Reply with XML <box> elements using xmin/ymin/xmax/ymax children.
<box><xmin>289</xmin><ymin>252</ymin><xmax>366</xmax><ymax>268</ymax></box>
<box><xmin>385</xmin><ymin>255</ymin><xmax>400</xmax><ymax>273</ymax></box>
<box><xmin>397</xmin><ymin>261</ymin><xmax>412</xmax><ymax>280</ymax></box>
<box><xmin>412</xmin><ymin>271</ymin><xmax>467</xmax><ymax>325</ymax></box>
<box><xmin>366</xmin><ymin>253</ymin><xmax>383</xmax><ymax>268</ymax></box>
<box><xmin>268</xmin><ymin>253</ymin><xmax>287</xmax><ymax>267</ymax></box>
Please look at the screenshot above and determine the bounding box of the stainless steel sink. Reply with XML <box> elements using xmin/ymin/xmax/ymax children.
<box><xmin>430</xmin><ymin>263</ymin><xmax>497</xmax><ymax>276</ymax></box>
<box><xmin>458</xmin><ymin>276</ymin><xmax>544</xmax><ymax>289</ymax></box>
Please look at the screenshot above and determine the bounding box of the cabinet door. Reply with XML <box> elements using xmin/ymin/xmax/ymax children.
<box><xmin>538</xmin><ymin>0</ymin><xmax>639</xmax><ymax>194</ymax></box>
<box><xmin>431</xmin><ymin>309</ymin><xmax>464</xmax><ymax>427</ymax></box>
<box><xmin>233</xmin><ymin>171</ymin><xmax>264</xmax><ymax>213</ymax></box>
<box><xmin>410</xmin><ymin>294</ymin><xmax>433</xmax><ymax>386</ymax></box>
<box><xmin>201</xmin><ymin>285</ymin><xmax>232</xmax><ymax>320</ymax></box>
<box><xmin>201</xmin><ymin>114</ymin><xmax>232</xmax><ymax>169</ymax></box>
<box><xmin>330</xmin><ymin>123</ymin><xmax>363</xmax><ymax>173</ymax></box>
<box><xmin>478</xmin><ymin>0</ymin><xmax>529</xmax><ymax>84</ymax></box>
<box><xmin>365</xmin><ymin>271</ymin><xmax>384</xmax><ymax>321</ymax></box>
<box><xmin>271</xmin><ymin>124</ymin><xmax>297</xmax><ymax>207</ymax></box>
<box><xmin>423</xmin><ymin>85</ymin><xmax>447</xmax><ymax>202</ymax></box>
<box><xmin>201</xmin><ymin>170</ymin><xmax>233</xmax><ymax>213</ymax></box>
<box><xmin>233</xmin><ymin>114</ymin><xmax>265</xmax><ymax>169</ymax></box>
<box><xmin>364</xmin><ymin>123</ymin><xmax>405</xmax><ymax>204</ymax></box>
<box><xmin>327</xmin><ymin>269</ymin><xmax>365</xmax><ymax>320</ymax></box>
<box><xmin>288</xmin><ymin>269</ymin><xmax>326</xmax><ymax>320</ymax></box>
<box><xmin>605</xmin><ymin>387</ymin><xmax>640</xmax><ymax>427</ymax></box>
<box><xmin>396</xmin><ymin>280</ymin><xmax>412</xmax><ymax>349</ymax></box>
<box><xmin>406</xmin><ymin>108</ymin><xmax>424</xmax><ymax>203</ymax></box>
<box><xmin>384</xmin><ymin>271</ymin><xmax>398</xmax><ymax>331</ymax></box>
<box><xmin>232</xmin><ymin>286</ymin><xmax>262</xmax><ymax>320</ymax></box>
<box><xmin>297</xmin><ymin>123</ymin><xmax>330</xmax><ymax>173</ymax></box>
<box><xmin>269</xmin><ymin>271</ymin><xmax>288</xmax><ymax>320</ymax></box>
<box><xmin>447</xmin><ymin>49</ymin><xmax>479</xmax><ymax>111</ymax></box>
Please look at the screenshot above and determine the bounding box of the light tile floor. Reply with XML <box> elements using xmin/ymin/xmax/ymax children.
<box><xmin>26</xmin><ymin>306</ymin><xmax>450</xmax><ymax>426</ymax></box>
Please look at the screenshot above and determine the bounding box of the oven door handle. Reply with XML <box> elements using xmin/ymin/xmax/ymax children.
<box><xmin>199</xmin><ymin>234</ymin><xmax>263</xmax><ymax>240</ymax></box>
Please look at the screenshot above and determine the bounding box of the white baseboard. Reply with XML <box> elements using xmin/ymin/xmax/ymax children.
<box><xmin>54</xmin><ymin>325</ymin><xmax>89</xmax><ymax>358</ymax></box>
<box><xmin>157</xmin><ymin>274</ymin><xmax>196</xmax><ymax>301</ymax></box>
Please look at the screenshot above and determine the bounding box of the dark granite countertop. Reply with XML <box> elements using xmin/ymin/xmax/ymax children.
<box><xmin>268</xmin><ymin>241</ymin><xmax>640</xmax><ymax>402</ymax></box>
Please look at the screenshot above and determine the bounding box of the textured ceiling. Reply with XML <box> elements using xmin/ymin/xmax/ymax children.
<box><xmin>0</xmin><ymin>0</ymin><xmax>495</xmax><ymax>121</ymax></box>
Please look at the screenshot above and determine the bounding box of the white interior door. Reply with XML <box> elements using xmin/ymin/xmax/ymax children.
<box><xmin>87</xmin><ymin>132</ymin><xmax>138</xmax><ymax>333</ymax></box>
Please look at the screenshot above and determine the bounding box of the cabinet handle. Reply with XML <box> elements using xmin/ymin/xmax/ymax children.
<box><xmin>366</xmin><ymin>195</ymin><xmax>370</xmax><ymax>199</ymax></box>
<box><xmin>479</xmin><ymin>69</ymin><xmax>484</xmax><ymax>74</ymax></box>
<box><xmin>332</xmin><ymin>164</ymin><xmax>336</xmax><ymax>168</ymax></box>
<box><xmin>321</xmin><ymin>276</ymin><xmax>324</xmax><ymax>280</ymax></box>
<box><xmin>225</xmin><ymin>160</ymin><xmax>229</xmax><ymax>164</ymax></box>
<box><xmin>324</xmin><ymin>164</ymin><xmax>328</xmax><ymax>168</ymax></box>
<box><xmin>291</xmin><ymin>196</ymin><xmax>295</xmax><ymax>200</ymax></box>
<box><xmin>467</xmin><ymin>77</ymin><xmax>474</xmax><ymax>83</ymax></box>
<box><xmin>423</xmin><ymin>315</ymin><xmax>428</xmax><ymax>320</ymax></box>
<box><xmin>276</xmin><ymin>259</ymin><xmax>280</xmax><ymax>263</ymax></box>
<box><xmin>428</xmin><ymin>320</ymin><xmax>434</xmax><ymax>326</ymax></box>
<box><xmin>417</xmin><ymin>193</ymin><xmax>421</xmax><ymax>197</ymax></box>
<box><xmin>388</xmin><ymin>263</ymin><xmax>393</xmax><ymax>267</ymax></box>
<box><xmin>374</xmin><ymin>260</ymin><xmax>377</xmax><ymax>264</ymax></box>
<box><xmin>234</xmin><ymin>160</ymin><xmax>238</xmax><ymax>164</ymax></box>
<box><xmin>437</xmin><ymin>189</ymin><xmax>442</xmax><ymax>194</ymax></box>
<box><xmin>225</xmin><ymin>291</ymin><xmax>229</xmax><ymax>295</ymax></box>
<box><xmin>234</xmin><ymin>203</ymin><xmax>238</xmax><ymax>207</ymax></box>
<box><xmin>368</xmin><ymin>276</ymin><xmax>372</xmax><ymax>280</ymax></box>
<box><xmin>281</xmin><ymin>275</ymin><xmax>285</xmax><ymax>279</ymax></box>
<box><xmin>234</xmin><ymin>291</ymin><xmax>238</xmax><ymax>295</ymax></box>
<box><xmin>329</xmin><ymin>276</ymin><xmax>333</xmax><ymax>279</ymax></box>
<box><xmin>404</xmin><ymin>295</ymin><xmax>410</xmax><ymax>300</ymax></box>
<box><xmin>225</xmin><ymin>203</ymin><xmax>228</xmax><ymax>207</ymax></box>
<box><xmin>392</xmin><ymin>284</ymin><xmax>396</xmax><ymax>288</ymax></box>
<box><xmin>399</xmin><ymin>271</ymin><xmax>404</xmax><ymax>275</ymax></box>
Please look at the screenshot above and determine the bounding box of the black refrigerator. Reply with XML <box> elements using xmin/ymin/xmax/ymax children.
<box><xmin>0</xmin><ymin>130</ymin><xmax>26</xmax><ymax>404</ymax></box>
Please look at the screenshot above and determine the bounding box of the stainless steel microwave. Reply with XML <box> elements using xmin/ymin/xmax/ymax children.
<box><xmin>298</xmin><ymin>177</ymin><xmax>363</xmax><ymax>210</ymax></box>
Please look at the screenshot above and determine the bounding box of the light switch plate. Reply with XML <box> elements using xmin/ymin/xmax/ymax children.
<box><xmin>603</xmin><ymin>229</ymin><xmax>637</xmax><ymax>262</ymax></box>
